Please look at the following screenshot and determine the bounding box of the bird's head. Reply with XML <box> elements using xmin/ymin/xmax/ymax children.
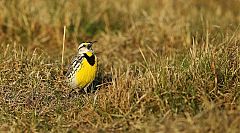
<box><xmin>78</xmin><ymin>41</ymin><xmax>96</xmax><ymax>54</ymax></box>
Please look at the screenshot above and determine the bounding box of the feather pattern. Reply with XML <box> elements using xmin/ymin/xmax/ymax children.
<box><xmin>65</xmin><ymin>54</ymin><xmax>84</xmax><ymax>79</ymax></box>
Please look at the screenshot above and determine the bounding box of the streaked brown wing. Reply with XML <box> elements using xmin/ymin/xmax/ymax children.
<box><xmin>65</xmin><ymin>54</ymin><xmax>84</xmax><ymax>79</ymax></box>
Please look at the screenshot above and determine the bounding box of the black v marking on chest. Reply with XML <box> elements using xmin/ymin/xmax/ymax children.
<box><xmin>83</xmin><ymin>53</ymin><xmax>95</xmax><ymax>66</ymax></box>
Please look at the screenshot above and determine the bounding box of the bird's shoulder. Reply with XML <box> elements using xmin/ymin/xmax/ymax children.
<box><xmin>65</xmin><ymin>54</ymin><xmax>84</xmax><ymax>78</ymax></box>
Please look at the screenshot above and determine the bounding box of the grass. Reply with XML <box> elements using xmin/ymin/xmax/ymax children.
<box><xmin>0</xmin><ymin>0</ymin><xmax>240</xmax><ymax>132</ymax></box>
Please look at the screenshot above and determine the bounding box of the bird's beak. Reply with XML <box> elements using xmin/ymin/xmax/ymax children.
<box><xmin>88</xmin><ymin>41</ymin><xmax>97</xmax><ymax>49</ymax></box>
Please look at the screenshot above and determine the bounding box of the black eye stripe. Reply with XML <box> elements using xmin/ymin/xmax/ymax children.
<box><xmin>78</xmin><ymin>45</ymin><xmax>86</xmax><ymax>49</ymax></box>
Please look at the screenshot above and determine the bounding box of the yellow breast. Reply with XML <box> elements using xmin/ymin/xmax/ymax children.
<box><xmin>74</xmin><ymin>56</ymin><xmax>97</xmax><ymax>89</ymax></box>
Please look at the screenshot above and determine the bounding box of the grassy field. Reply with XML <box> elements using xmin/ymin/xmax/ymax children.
<box><xmin>0</xmin><ymin>0</ymin><xmax>240</xmax><ymax>132</ymax></box>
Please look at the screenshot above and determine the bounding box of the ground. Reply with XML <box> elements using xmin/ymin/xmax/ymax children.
<box><xmin>0</xmin><ymin>0</ymin><xmax>240</xmax><ymax>132</ymax></box>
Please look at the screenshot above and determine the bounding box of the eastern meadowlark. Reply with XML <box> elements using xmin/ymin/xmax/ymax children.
<box><xmin>66</xmin><ymin>41</ymin><xmax>97</xmax><ymax>90</ymax></box>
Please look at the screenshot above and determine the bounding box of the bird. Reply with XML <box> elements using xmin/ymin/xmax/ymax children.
<box><xmin>65</xmin><ymin>41</ymin><xmax>98</xmax><ymax>91</ymax></box>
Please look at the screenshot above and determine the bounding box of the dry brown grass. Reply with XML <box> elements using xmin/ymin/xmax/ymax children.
<box><xmin>0</xmin><ymin>0</ymin><xmax>240</xmax><ymax>132</ymax></box>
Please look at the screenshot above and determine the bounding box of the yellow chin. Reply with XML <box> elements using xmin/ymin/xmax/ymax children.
<box><xmin>85</xmin><ymin>51</ymin><xmax>93</xmax><ymax>57</ymax></box>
